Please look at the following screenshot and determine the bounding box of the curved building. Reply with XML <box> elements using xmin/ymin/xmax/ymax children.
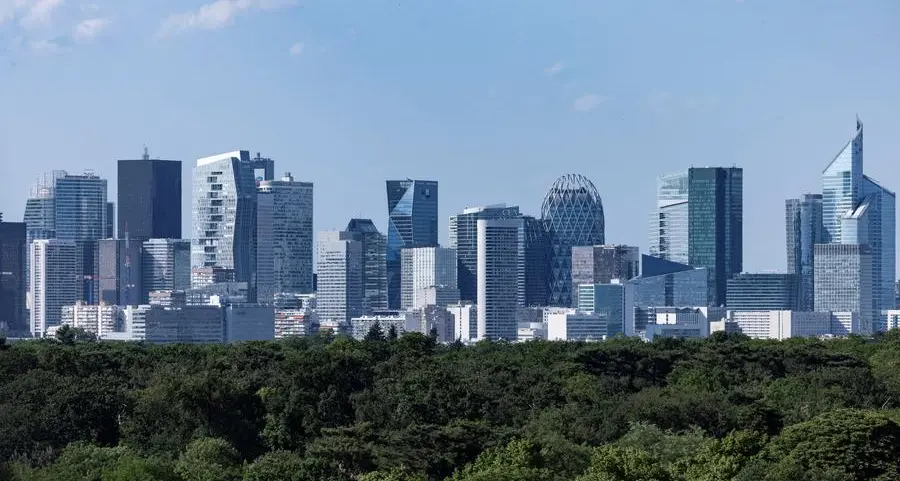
<box><xmin>541</xmin><ymin>174</ymin><xmax>605</xmax><ymax>307</ymax></box>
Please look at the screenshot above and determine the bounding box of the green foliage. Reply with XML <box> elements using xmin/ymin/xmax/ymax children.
<box><xmin>174</xmin><ymin>438</ymin><xmax>242</xmax><ymax>481</ymax></box>
<box><xmin>576</xmin><ymin>445</ymin><xmax>673</xmax><ymax>481</ymax></box>
<box><xmin>242</xmin><ymin>450</ymin><xmax>305</xmax><ymax>481</ymax></box>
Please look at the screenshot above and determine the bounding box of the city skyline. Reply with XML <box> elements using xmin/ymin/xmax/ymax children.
<box><xmin>3</xmin><ymin>1</ymin><xmax>900</xmax><ymax>273</ymax></box>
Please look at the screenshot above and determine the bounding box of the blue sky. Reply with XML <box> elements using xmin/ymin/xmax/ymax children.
<box><xmin>2</xmin><ymin>0</ymin><xmax>900</xmax><ymax>272</ymax></box>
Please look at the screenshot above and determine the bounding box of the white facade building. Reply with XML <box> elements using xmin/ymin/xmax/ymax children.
<box><xmin>30</xmin><ymin>239</ymin><xmax>78</xmax><ymax>337</ymax></box>
<box><xmin>476</xmin><ymin>218</ymin><xmax>524</xmax><ymax>341</ymax></box>
<box><xmin>60</xmin><ymin>303</ymin><xmax>120</xmax><ymax>337</ymax></box>
<box><xmin>400</xmin><ymin>247</ymin><xmax>457</xmax><ymax>310</ymax></box>
<box><xmin>448</xmin><ymin>303</ymin><xmax>477</xmax><ymax>342</ymax></box>
<box><xmin>727</xmin><ymin>310</ymin><xmax>859</xmax><ymax>339</ymax></box>
<box><xmin>643</xmin><ymin>307</ymin><xmax>725</xmax><ymax>341</ymax></box>
<box><xmin>258</xmin><ymin>173</ymin><xmax>314</xmax><ymax>295</ymax></box>
<box><xmin>350</xmin><ymin>312</ymin><xmax>417</xmax><ymax>340</ymax></box>
<box><xmin>316</xmin><ymin>231</ymin><xmax>363</xmax><ymax>324</ymax></box>
<box><xmin>546</xmin><ymin>309</ymin><xmax>606</xmax><ymax>341</ymax></box>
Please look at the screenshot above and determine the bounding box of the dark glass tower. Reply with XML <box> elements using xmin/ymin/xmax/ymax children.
<box><xmin>346</xmin><ymin>218</ymin><xmax>388</xmax><ymax>312</ymax></box>
<box><xmin>386</xmin><ymin>180</ymin><xmax>438</xmax><ymax>309</ymax></box>
<box><xmin>687</xmin><ymin>167</ymin><xmax>743</xmax><ymax>306</ymax></box>
<box><xmin>522</xmin><ymin>215</ymin><xmax>549</xmax><ymax>306</ymax></box>
<box><xmin>785</xmin><ymin>194</ymin><xmax>824</xmax><ymax>311</ymax></box>
<box><xmin>0</xmin><ymin>216</ymin><xmax>27</xmax><ymax>334</ymax></box>
<box><xmin>449</xmin><ymin>204</ymin><xmax>521</xmax><ymax>303</ymax></box>
<box><xmin>55</xmin><ymin>172</ymin><xmax>108</xmax><ymax>303</ymax></box>
<box><xmin>118</xmin><ymin>149</ymin><xmax>182</xmax><ymax>241</ymax></box>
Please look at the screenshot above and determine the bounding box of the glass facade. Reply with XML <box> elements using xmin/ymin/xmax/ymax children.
<box><xmin>316</xmin><ymin>231</ymin><xmax>364</xmax><ymax>324</ymax></box>
<box><xmin>386</xmin><ymin>180</ymin><xmax>438</xmax><ymax>309</ymax></box>
<box><xmin>541</xmin><ymin>174</ymin><xmax>605</xmax><ymax>307</ymax></box>
<box><xmin>55</xmin><ymin>173</ymin><xmax>108</xmax><ymax>303</ymax></box>
<box><xmin>97</xmin><ymin>239</ymin><xmax>143</xmax><ymax>306</ymax></box>
<box><xmin>476</xmin><ymin>218</ymin><xmax>523</xmax><ymax>341</ymax></box>
<box><xmin>628</xmin><ymin>255</ymin><xmax>708</xmax><ymax>309</ymax></box>
<box><xmin>822</xmin><ymin>119</ymin><xmax>863</xmax><ymax>244</ymax></box>
<box><xmin>649</xmin><ymin>172</ymin><xmax>689</xmax><ymax>264</ymax></box>
<box><xmin>141</xmin><ymin>239</ymin><xmax>191</xmax><ymax>300</ymax></box>
<box><xmin>785</xmin><ymin>194</ymin><xmax>823</xmax><ymax>311</ymax></box>
<box><xmin>449</xmin><ymin>204</ymin><xmax>520</xmax><ymax>303</ymax></box>
<box><xmin>814</xmin><ymin>243</ymin><xmax>873</xmax><ymax>333</ymax></box>
<box><xmin>0</xmin><ymin>219</ymin><xmax>27</xmax><ymax>334</ymax></box>
<box><xmin>725</xmin><ymin>273</ymin><xmax>798</xmax><ymax>311</ymax></box>
<box><xmin>522</xmin><ymin>215</ymin><xmax>549</xmax><ymax>306</ymax></box>
<box><xmin>571</xmin><ymin>245</ymin><xmax>639</xmax><ymax>303</ymax></box>
<box><xmin>346</xmin><ymin>219</ymin><xmax>388</xmax><ymax>312</ymax></box>
<box><xmin>576</xmin><ymin>283</ymin><xmax>633</xmax><ymax>337</ymax></box>
<box><xmin>118</xmin><ymin>155</ymin><xmax>182</xmax><ymax>241</ymax></box>
<box><xmin>861</xmin><ymin>176</ymin><xmax>896</xmax><ymax>314</ymax></box>
<box><xmin>400</xmin><ymin>247</ymin><xmax>457</xmax><ymax>310</ymax></box>
<box><xmin>258</xmin><ymin>174</ymin><xmax>315</xmax><ymax>296</ymax></box>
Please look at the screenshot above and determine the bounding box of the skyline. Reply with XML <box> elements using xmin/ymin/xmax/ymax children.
<box><xmin>3</xmin><ymin>1</ymin><xmax>900</xmax><ymax>273</ymax></box>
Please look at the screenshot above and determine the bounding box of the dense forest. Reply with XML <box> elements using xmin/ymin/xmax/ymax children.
<box><xmin>3</xmin><ymin>329</ymin><xmax>900</xmax><ymax>481</ymax></box>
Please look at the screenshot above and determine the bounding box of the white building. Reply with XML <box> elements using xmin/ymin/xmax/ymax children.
<box><xmin>316</xmin><ymin>231</ymin><xmax>363</xmax><ymax>324</ymax></box>
<box><xmin>30</xmin><ymin>239</ymin><xmax>78</xmax><ymax>337</ymax></box>
<box><xmin>477</xmin><ymin>218</ymin><xmax>523</xmax><ymax>341</ymax></box>
<box><xmin>350</xmin><ymin>312</ymin><xmax>417</xmax><ymax>340</ymax></box>
<box><xmin>400</xmin><ymin>247</ymin><xmax>457</xmax><ymax>310</ymax></box>
<box><xmin>414</xmin><ymin>305</ymin><xmax>455</xmax><ymax>343</ymax></box>
<box><xmin>880</xmin><ymin>310</ymin><xmax>900</xmax><ymax>332</ymax></box>
<box><xmin>418</xmin><ymin>285</ymin><xmax>461</xmax><ymax>309</ymax></box>
<box><xmin>275</xmin><ymin>308</ymin><xmax>315</xmax><ymax>338</ymax></box>
<box><xmin>60</xmin><ymin>303</ymin><xmax>120</xmax><ymax>337</ymax></box>
<box><xmin>448</xmin><ymin>303</ymin><xmax>477</xmax><ymax>342</ymax></box>
<box><xmin>643</xmin><ymin>307</ymin><xmax>725</xmax><ymax>341</ymax></box>
<box><xmin>546</xmin><ymin>309</ymin><xmax>606</xmax><ymax>341</ymax></box>
<box><xmin>258</xmin><ymin>173</ymin><xmax>314</xmax><ymax>295</ymax></box>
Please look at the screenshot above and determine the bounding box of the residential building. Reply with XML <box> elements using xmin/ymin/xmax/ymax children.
<box><xmin>400</xmin><ymin>246</ymin><xmax>458</xmax><ymax>310</ymax></box>
<box><xmin>55</xmin><ymin>172</ymin><xmax>108</xmax><ymax>303</ymax></box>
<box><xmin>385</xmin><ymin>179</ymin><xmax>438</xmax><ymax>308</ymax></box>
<box><xmin>449</xmin><ymin>204</ymin><xmax>521</xmax><ymax>302</ymax></box>
<box><xmin>726</xmin><ymin>273</ymin><xmax>798</xmax><ymax>311</ymax></box>
<box><xmin>316</xmin><ymin>231</ymin><xmax>364</xmax><ymax>324</ymax></box>
<box><xmin>117</xmin><ymin>149</ymin><xmax>182</xmax><ymax>241</ymax></box>
<box><xmin>258</xmin><ymin>173</ymin><xmax>315</xmax><ymax>294</ymax></box>
<box><xmin>477</xmin><ymin>218</ymin><xmax>523</xmax><ymax>340</ymax></box>
<box><xmin>785</xmin><ymin>194</ymin><xmax>824</xmax><ymax>310</ymax></box>
<box><xmin>29</xmin><ymin>240</ymin><xmax>78</xmax><ymax>337</ymax></box>
<box><xmin>345</xmin><ymin>219</ymin><xmax>388</xmax><ymax>311</ymax></box>
<box><xmin>60</xmin><ymin>303</ymin><xmax>120</xmax><ymax>337</ymax></box>
<box><xmin>350</xmin><ymin>312</ymin><xmax>416</xmax><ymax>340</ymax></box>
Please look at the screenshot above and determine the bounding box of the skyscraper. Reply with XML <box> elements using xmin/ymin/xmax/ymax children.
<box><xmin>822</xmin><ymin>119</ymin><xmax>864</xmax><ymax>244</ymax></box>
<box><xmin>141</xmin><ymin>239</ymin><xmax>191</xmax><ymax>299</ymax></box>
<box><xmin>316</xmin><ymin>231</ymin><xmax>364</xmax><ymax>324</ymax></box>
<box><xmin>345</xmin><ymin>218</ymin><xmax>388</xmax><ymax>311</ymax></box>
<box><xmin>258</xmin><ymin>173</ymin><xmax>314</xmax><ymax>294</ymax></box>
<box><xmin>386</xmin><ymin>179</ymin><xmax>438</xmax><ymax>309</ymax></box>
<box><xmin>785</xmin><ymin>194</ymin><xmax>824</xmax><ymax>311</ymax></box>
<box><xmin>97</xmin><ymin>239</ymin><xmax>142</xmax><ymax>306</ymax></box>
<box><xmin>255</xmin><ymin>189</ymin><xmax>275</xmax><ymax>304</ymax></box>
<box><xmin>571</xmin><ymin>244</ymin><xmax>640</xmax><ymax>298</ymax></box>
<box><xmin>726</xmin><ymin>273</ymin><xmax>798</xmax><ymax>311</ymax></box>
<box><xmin>106</xmin><ymin>202</ymin><xmax>115</xmax><ymax>238</ymax></box>
<box><xmin>449</xmin><ymin>204</ymin><xmax>521</xmax><ymax>303</ymax></box>
<box><xmin>118</xmin><ymin>149</ymin><xmax>182</xmax><ymax>241</ymax></box>
<box><xmin>400</xmin><ymin>246</ymin><xmax>458</xmax><ymax>310</ymax></box>
<box><xmin>23</xmin><ymin>171</ymin><xmax>65</xmax><ymax>291</ymax></box>
<box><xmin>0</xmin><ymin>217</ymin><xmax>26</xmax><ymax>334</ymax></box>
<box><xmin>649</xmin><ymin>172</ymin><xmax>689</xmax><ymax>264</ymax></box>
<box><xmin>55</xmin><ymin>172</ymin><xmax>108</xmax><ymax>303</ymax></box>
<box><xmin>30</xmin><ymin>239</ymin><xmax>78</xmax><ymax>337</ymax></box>
<box><xmin>477</xmin><ymin>218</ymin><xmax>524</xmax><ymax>340</ymax></box>
<box><xmin>191</xmin><ymin>151</ymin><xmax>258</xmax><ymax>284</ymax></box>
<box><xmin>814</xmin><ymin>243</ymin><xmax>873</xmax><ymax>334</ymax></box>
<box><xmin>542</xmin><ymin>174</ymin><xmax>605</xmax><ymax>307</ymax></box>
<box><xmin>522</xmin><ymin>215</ymin><xmax>549</xmax><ymax>306</ymax></box>
<box><xmin>687</xmin><ymin>167</ymin><xmax>743</xmax><ymax>306</ymax></box>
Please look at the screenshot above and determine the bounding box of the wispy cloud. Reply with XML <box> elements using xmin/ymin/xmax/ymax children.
<box><xmin>544</xmin><ymin>60</ymin><xmax>565</xmax><ymax>76</ymax></box>
<box><xmin>573</xmin><ymin>93</ymin><xmax>610</xmax><ymax>112</ymax></box>
<box><xmin>19</xmin><ymin>0</ymin><xmax>65</xmax><ymax>30</ymax></box>
<box><xmin>157</xmin><ymin>0</ymin><xmax>298</xmax><ymax>38</ymax></box>
<box><xmin>289</xmin><ymin>41</ymin><xmax>304</xmax><ymax>55</ymax></box>
<box><xmin>72</xmin><ymin>16</ymin><xmax>108</xmax><ymax>41</ymax></box>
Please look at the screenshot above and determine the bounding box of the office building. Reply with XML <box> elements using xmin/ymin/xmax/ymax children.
<box><xmin>576</xmin><ymin>282</ymin><xmax>634</xmax><ymax>336</ymax></box>
<box><xmin>141</xmin><ymin>306</ymin><xmax>224</xmax><ymax>344</ymax></box>
<box><xmin>414</xmin><ymin>305</ymin><xmax>456</xmax><ymax>342</ymax></box>
<box><xmin>546</xmin><ymin>310</ymin><xmax>607</xmax><ymax>341</ymax></box>
<box><xmin>822</xmin><ymin>119</ymin><xmax>865</xmax><ymax>244</ymax></box>
<box><xmin>225</xmin><ymin>305</ymin><xmax>275</xmax><ymax>342</ymax></box>
<box><xmin>386</xmin><ymin>179</ymin><xmax>438</xmax><ymax>308</ymax></box>
<box><xmin>23</xmin><ymin>171</ymin><xmax>66</xmax><ymax>291</ymax></box>
<box><xmin>191</xmin><ymin>151</ymin><xmax>258</xmax><ymax>284</ymax></box>
<box><xmin>97</xmin><ymin>239</ymin><xmax>142</xmax><ymax>306</ymax></box>
<box><xmin>571</xmin><ymin>244</ymin><xmax>639</xmax><ymax>303</ymax></box>
<box><xmin>649</xmin><ymin>167</ymin><xmax>743</xmax><ymax>306</ymax></box>
<box><xmin>142</xmin><ymin>239</ymin><xmax>191</xmax><ymax>300</ymax></box>
<box><xmin>628</xmin><ymin>255</ymin><xmax>709</xmax><ymax>308</ymax></box>
<box><xmin>726</xmin><ymin>273</ymin><xmax>797</xmax><ymax>311</ymax></box>
<box><xmin>60</xmin><ymin>303</ymin><xmax>120</xmax><ymax>338</ymax></box>
<box><xmin>345</xmin><ymin>219</ymin><xmax>388</xmax><ymax>311</ymax></box>
<box><xmin>449</xmin><ymin>204</ymin><xmax>521</xmax><ymax>302</ymax></box>
<box><xmin>30</xmin><ymin>240</ymin><xmax>78</xmax><ymax>337</ymax></box>
<box><xmin>351</xmin><ymin>312</ymin><xmax>416</xmax><ymax>340</ymax></box>
<box><xmin>542</xmin><ymin>174</ymin><xmax>605</xmax><ymax>307</ymax></box>
<box><xmin>0</xmin><ymin>217</ymin><xmax>26</xmax><ymax>334</ymax></box>
<box><xmin>785</xmin><ymin>194</ymin><xmax>824</xmax><ymax>310</ymax></box>
<box><xmin>448</xmin><ymin>303</ymin><xmax>477</xmax><ymax>342</ymax></box>
<box><xmin>418</xmin><ymin>285</ymin><xmax>461</xmax><ymax>309</ymax></box>
<box><xmin>400</xmin><ymin>246</ymin><xmax>458</xmax><ymax>310</ymax></box>
<box><xmin>522</xmin><ymin>215</ymin><xmax>549</xmax><ymax>306</ymax></box>
<box><xmin>259</xmin><ymin>173</ymin><xmax>315</xmax><ymax>294</ymax></box>
<box><xmin>191</xmin><ymin>266</ymin><xmax>235</xmax><ymax>287</ymax></box>
<box><xmin>814</xmin><ymin>243</ymin><xmax>873</xmax><ymax>334</ymax></box>
<box><xmin>118</xmin><ymin>149</ymin><xmax>182</xmax><ymax>241</ymax></box>
<box><xmin>255</xmin><ymin>188</ymin><xmax>275</xmax><ymax>304</ymax></box>
<box><xmin>106</xmin><ymin>202</ymin><xmax>115</xmax><ymax>239</ymax></box>
<box><xmin>727</xmin><ymin>310</ymin><xmax>834</xmax><ymax>340</ymax></box>
<box><xmin>275</xmin><ymin>307</ymin><xmax>315</xmax><ymax>338</ymax></box>
<box><xmin>476</xmin><ymin>218</ymin><xmax>523</xmax><ymax>341</ymax></box>
<box><xmin>55</xmin><ymin>172</ymin><xmax>108</xmax><ymax>303</ymax></box>
<box><xmin>316</xmin><ymin>231</ymin><xmax>364</xmax><ymax>324</ymax></box>
<box><xmin>643</xmin><ymin>307</ymin><xmax>725</xmax><ymax>340</ymax></box>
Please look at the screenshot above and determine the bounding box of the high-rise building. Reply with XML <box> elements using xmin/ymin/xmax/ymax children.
<box><xmin>118</xmin><ymin>149</ymin><xmax>182</xmax><ymax>241</ymax></box>
<box><xmin>629</xmin><ymin>255</ymin><xmax>709</xmax><ymax>309</ymax></box>
<box><xmin>258</xmin><ymin>173</ymin><xmax>315</xmax><ymax>295</ymax></box>
<box><xmin>191</xmin><ymin>151</ymin><xmax>258</xmax><ymax>285</ymax></box>
<box><xmin>522</xmin><ymin>216</ymin><xmax>549</xmax><ymax>306</ymax></box>
<box><xmin>571</xmin><ymin>245</ymin><xmax>640</xmax><ymax>302</ymax></box>
<box><xmin>476</xmin><ymin>218</ymin><xmax>523</xmax><ymax>341</ymax></box>
<box><xmin>449</xmin><ymin>204</ymin><xmax>521</xmax><ymax>303</ymax></box>
<box><xmin>576</xmin><ymin>282</ymin><xmax>634</xmax><ymax>337</ymax></box>
<box><xmin>142</xmin><ymin>239</ymin><xmax>191</xmax><ymax>299</ymax></box>
<box><xmin>860</xmin><ymin>177</ymin><xmax>896</xmax><ymax>315</ymax></box>
<box><xmin>785</xmin><ymin>194</ymin><xmax>824</xmax><ymax>310</ymax></box>
<box><xmin>822</xmin><ymin>120</ymin><xmax>864</xmax><ymax>244</ymax></box>
<box><xmin>386</xmin><ymin>180</ymin><xmax>438</xmax><ymax>309</ymax></box>
<box><xmin>814</xmin><ymin>243</ymin><xmax>873</xmax><ymax>333</ymax></box>
<box><xmin>55</xmin><ymin>172</ymin><xmax>108</xmax><ymax>303</ymax></box>
<box><xmin>726</xmin><ymin>273</ymin><xmax>798</xmax><ymax>311</ymax></box>
<box><xmin>23</xmin><ymin>171</ymin><xmax>65</xmax><ymax>292</ymax></box>
<box><xmin>0</xmin><ymin>217</ymin><xmax>27</xmax><ymax>334</ymax></box>
<box><xmin>400</xmin><ymin>246</ymin><xmax>458</xmax><ymax>310</ymax></box>
<box><xmin>542</xmin><ymin>174</ymin><xmax>605</xmax><ymax>307</ymax></box>
<box><xmin>316</xmin><ymin>231</ymin><xmax>364</xmax><ymax>324</ymax></box>
<box><xmin>97</xmin><ymin>239</ymin><xmax>142</xmax><ymax>306</ymax></box>
<box><xmin>345</xmin><ymin>219</ymin><xmax>388</xmax><ymax>312</ymax></box>
<box><xmin>649</xmin><ymin>167</ymin><xmax>743</xmax><ymax>307</ymax></box>
<box><xmin>30</xmin><ymin>239</ymin><xmax>78</xmax><ymax>337</ymax></box>
<box><xmin>106</xmin><ymin>202</ymin><xmax>115</xmax><ymax>239</ymax></box>
<box><xmin>255</xmin><ymin>189</ymin><xmax>275</xmax><ymax>304</ymax></box>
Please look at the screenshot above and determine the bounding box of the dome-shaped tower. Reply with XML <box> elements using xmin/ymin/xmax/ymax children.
<box><xmin>541</xmin><ymin>174</ymin><xmax>605</xmax><ymax>306</ymax></box>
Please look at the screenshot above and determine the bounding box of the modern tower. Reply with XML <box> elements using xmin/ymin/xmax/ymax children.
<box><xmin>476</xmin><ymin>218</ymin><xmax>524</xmax><ymax>341</ymax></box>
<box><xmin>54</xmin><ymin>172</ymin><xmax>108</xmax><ymax>303</ymax></box>
<box><xmin>106</xmin><ymin>202</ymin><xmax>115</xmax><ymax>239</ymax></box>
<box><xmin>386</xmin><ymin>179</ymin><xmax>438</xmax><ymax>309</ymax></box>
<box><xmin>97</xmin><ymin>238</ymin><xmax>142</xmax><ymax>306</ymax></box>
<box><xmin>814</xmin><ymin>243</ymin><xmax>873</xmax><ymax>334</ymax></box>
<box><xmin>316</xmin><ymin>231</ymin><xmax>364</xmax><ymax>324</ymax></box>
<box><xmin>542</xmin><ymin>174</ymin><xmax>605</xmax><ymax>307</ymax></box>
<box><xmin>23</xmin><ymin>171</ymin><xmax>65</xmax><ymax>291</ymax></box>
<box><xmin>345</xmin><ymin>219</ymin><xmax>388</xmax><ymax>312</ymax></box>
<box><xmin>649</xmin><ymin>172</ymin><xmax>689</xmax><ymax>264</ymax></box>
<box><xmin>117</xmin><ymin>148</ymin><xmax>182</xmax><ymax>241</ymax></box>
<box><xmin>400</xmin><ymin>246</ymin><xmax>458</xmax><ymax>310</ymax></box>
<box><xmin>785</xmin><ymin>194</ymin><xmax>824</xmax><ymax>311</ymax></box>
<box><xmin>258</xmin><ymin>173</ymin><xmax>315</xmax><ymax>295</ymax></box>
<box><xmin>191</xmin><ymin>151</ymin><xmax>258</xmax><ymax>285</ymax></box>
<box><xmin>30</xmin><ymin>239</ymin><xmax>79</xmax><ymax>337</ymax></box>
<box><xmin>822</xmin><ymin>119</ymin><xmax>864</xmax><ymax>244</ymax></box>
<box><xmin>449</xmin><ymin>204</ymin><xmax>521</xmax><ymax>303</ymax></box>
<box><xmin>571</xmin><ymin>245</ymin><xmax>640</xmax><ymax>292</ymax></box>
<box><xmin>255</xmin><ymin>188</ymin><xmax>275</xmax><ymax>304</ymax></box>
<box><xmin>726</xmin><ymin>273</ymin><xmax>798</xmax><ymax>311</ymax></box>
<box><xmin>522</xmin><ymin>215</ymin><xmax>549</xmax><ymax>306</ymax></box>
<box><xmin>0</xmin><ymin>217</ymin><xmax>27</xmax><ymax>334</ymax></box>
<box><xmin>141</xmin><ymin>239</ymin><xmax>191</xmax><ymax>299</ymax></box>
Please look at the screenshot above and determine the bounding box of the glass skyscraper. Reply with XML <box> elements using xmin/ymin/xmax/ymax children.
<box><xmin>822</xmin><ymin>119</ymin><xmax>864</xmax><ymax>244</ymax></box>
<box><xmin>726</xmin><ymin>273</ymin><xmax>798</xmax><ymax>311</ymax></box>
<box><xmin>345</xmin><ymin>219</ymin><xmax>388</xmax><ymax>312</ymax></box>
<box><xmin>118</xmin><ymin>149</ymin><xmax>182</xmax><ymax>241</ymax></box>
<box><xmin>0</xmin><ymin>217</ymin><xmax>27</xmax><ymax>334</ymax></box>
<box><xmin>55</xmin><ymin>172</ymin><xmax>108</xmax><ymax>303</ymax></box>
<box><xmin>541</xmin><ymin>174</ymin><xmax>605</xmax><ymax>307</ymax></box>
<box><xmin>258</xmin><ymin>173</ymin><xmax>315</xmax><ymax>295</ymax></box>
<box><xmin>449</xmin><ymin>204</ymin><xmax>520</xmax><ymax>303</ymax></box>
<box><xmin>23</xmin><ymin>170</ymin><xmax>66</xmax><ymax>291</ymax></box>
<box><xmin>814</xmin><ymin>243</ymin><xmax>873</xmax><ymax>334</ymax></box>
<box><xmin>649</xmin><ymin>172</ymin><xmax>689</xmax><ymax>264</ymax></box>
<box><xmin>385</xmin><ymin>180</ymin><xmax>438</xmax><ymax>309</ymax></box>
<box><xmin>522</xmin><ymin>215</ymin><xmax>549</xmax><ymax>306</ymax></box>
<box><xmin>476</xmin><ymin>218</ymin><xmax>523</xmax><ymax>341</ymax></box>
<box><xmin>785</xmin><ymin>194</ymin><xmax>824</xmax><ymax>311</ymax></box>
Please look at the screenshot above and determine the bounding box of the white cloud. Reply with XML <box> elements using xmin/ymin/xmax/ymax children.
<box><xmin>544</xmin><ymin>60</ymin><xmax>564</xmax><ymax>76</ymax></box>
<box><xmin>573</xmin><ymin>93</ymin><xmax>609</xmax><ymax>112</ymax></box>
<box><xmin>289</xmin><ymin>41</ymin><xmax>304</xmax><ymax>55</ymax></box>
<box><xmin>72</xmin><ymin>16</ymin><xmax>108</xmax><ymax>41</ymax></box>
<box><xmin>19</xmin><ymin>0</ymin><xmax>64</xmax><ymax>30</ymax></box>
<box><xmin>157</xmin><ymin>0</ymin><xmax>298</xmax><ymax>38</ymax></box>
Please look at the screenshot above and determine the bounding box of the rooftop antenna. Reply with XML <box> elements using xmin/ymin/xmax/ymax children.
<box><xmin>142</xmin><ymin>145</ymin><xmax>150</xmax><ymax>161</ymax></box>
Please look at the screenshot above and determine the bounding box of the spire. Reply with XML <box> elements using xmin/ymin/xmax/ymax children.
<box><xmin>856</xmin><ymin>115</ymin><xmax>863</xmax><ymax>132</ymax></box>
<box><xmin>142</xmin><ymin>145</ymin><xmax>150</xmax><ymax>160</ymax></box>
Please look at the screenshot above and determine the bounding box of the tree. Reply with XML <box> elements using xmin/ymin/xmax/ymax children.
<box><xmin>174</xmin><ymin>438</ymin><xmax>242</xmax><ymax>481</ymax></box>
<box><xmin>54</xmin><ymin>325</ymin><xmax>97</xmax><ymax>345</ymax></box>
<box><xmin>243</xmin><ymin>450</ymin><xmax>305</xmax><ymax>481</ymax></box>
<box><xmin>576</xmin><ymin>445</ymin><xmax>673</xmax><ymax>481</ymax></box>
<box><xmin>387</xmin><ymin>326</ymin><xmax>398</xmax><ymax>341</ymax></box>
<box><xmin>366</xmin><ymin>323</ymin><xmax>385</xmax><ymax>342</ymax></box>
